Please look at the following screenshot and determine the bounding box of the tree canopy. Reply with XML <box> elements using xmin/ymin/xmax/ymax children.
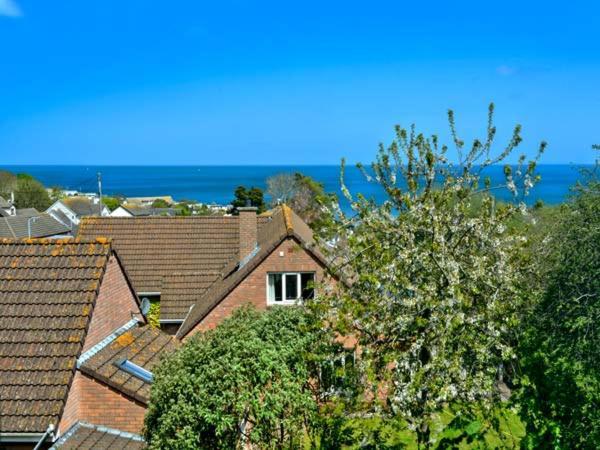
<box><xmin>518</xmin><ymin>151</ymin><xmax>600</xmax><ymax>448</ymax></box>
<box><xmin>144</xmin><ymin>306</ymin><xmax>334</xmax><ymax>449</ymax></box>
<box><xmin>231</xmin><ymin>185</ymin><xmax>266</xmax><ymax>213</ymax></box>
<box><xmin>312</xmin><ymin>103</ymin><xmax>545</xmax><ymax>446</ymax></box>
<box><xmin>0</xmin><ymin>170</ymin><xmax>52</xmax><ymax>210</ymax></box>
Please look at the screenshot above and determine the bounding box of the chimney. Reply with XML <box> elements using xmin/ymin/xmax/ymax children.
<box><xmin>238</xmin><ymin>206</ymin><xmax>258</xmax><ymax>261</ymax></box>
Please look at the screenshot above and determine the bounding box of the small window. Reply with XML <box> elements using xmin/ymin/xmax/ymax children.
<box><xmin>267</xmin><ymin>272</ymin><xmax>315</xmax><ymax>305</ymax></box>
<box><xmin>115</xmin><ymin>359</ymin><xmax>153</xmax><ymax>383</ymax></box>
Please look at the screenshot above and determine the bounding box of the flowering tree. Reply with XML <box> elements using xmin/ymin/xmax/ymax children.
<box><xmin>314</xmin><ymin>104</ymin><xmax>545</xmax><ymax>446</ymax></box>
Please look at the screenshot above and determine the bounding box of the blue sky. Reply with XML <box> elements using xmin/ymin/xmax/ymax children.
<box><xmin>0</xmin><ymin>1</ymin><xmax>598</xmax><ymax>165</ymax></box>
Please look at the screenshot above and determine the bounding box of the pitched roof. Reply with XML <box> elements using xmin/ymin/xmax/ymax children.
<box><xmin>176</xmin><ymin>206</ymin><xmax>327</xmax><ymax>338</ymax></box>
<box><xmin>0</xmin><ymin>196</ymin><xmax>11</xmax><ymax>209</ymax></box>
<box><xmin>0</xmin><ymin>213</ymin><xmax>71</xmax><ymax>239</ymax></box>
<box><xmin>51</xmin><ymin>421</ymin><xmax>145</xmax><ymax>449</ymax></box>
<box><xmin>61</xmin><ymin>197</ymin><xmax>106</xmax><ymax>217</ymax></box>
<box><xmin>0</xmin><ymin>239</ymin><xmax>112</xmax><ymax>434</ymax></box>
<box><xmin>120</xmin><ymin>206</ymin><xmax>178</xmax><ymax>217</ymax></box>
<box><xmin>77</xmin><ymin>216</ymin><xmax>244</xmax><ymax>294</ymax></box>
<box><xmin>160</xmin><ymin>272</ymin><xmax>222</xmax><ymax>321</ymax></box>
<box><xmin>78</xmin><ymin>324</ymin><xmax>178</xmax><ymax>404</ymax></box>
<box><xmin>16</xmin><ymin>208</ymin><xmax>40</xmax><ymax>217</ymax></box>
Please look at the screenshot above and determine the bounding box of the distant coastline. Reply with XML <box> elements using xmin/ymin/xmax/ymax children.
<box><xmin>2</xmin><ymin>164</ymin><xmax>592</xmax><ymax>207</ymax></box>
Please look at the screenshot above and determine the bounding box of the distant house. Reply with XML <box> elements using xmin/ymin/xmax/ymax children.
<box><xmin>79</xmin><ymin>205</ymin><xmax>334</xmax><ymax>338</ymax></box>
<box><xmin>0</xmin><ymin>238</ymin><xmax>177</xmax><ymax>448</ymax></box>
<box><xmin>0</xmin><ymin>194</ymin><xmax>16</xmax><ymax>217</ymax></box>
<box><xmin>110</xmin><ymin>205</ymin><xmax>178</xmax><ymax>217</ymax></box>
<box><xmin>125</xmin><ymin>196</ymin><xmax>174</xmax><ymax>207</ymax></box>
<box><xmin>46</xmin><ymin>196</ymin><xmax>110</xmax><ymax>229</ymax></box>
<box><xmin>0</xmin><ymin>212</ymin><xmax>71</xmax><ymax>238</ymax></box>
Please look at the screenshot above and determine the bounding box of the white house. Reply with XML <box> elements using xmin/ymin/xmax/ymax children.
<box><xmin>46</xmin><ymin>196</ymin><xmax>110</xmax><ymax>229</ymax></box>
<box><xmin>0</xmin><ymin>194</ymin><xmax>16</xmax><ymax>217</ymax></box>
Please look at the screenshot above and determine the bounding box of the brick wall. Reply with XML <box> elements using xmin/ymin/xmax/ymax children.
<box><xmin>83</xmin><ymin>255</ymin><xmax>141</xmax><ymax>353</ymax></box>
<box><xmin>57</xmin><ymin>254</ymin><xmax>145</xmax><ymax>436</ymax></box>
<box><xmin>185</xmin><ymin>237</ymin><xmax>328</xmax><ymax>338</ymax></box>
<box><xmin>58</xmin><ymin>371</ymin><xmax>146</xmax><ymax>435</ymax></box>
<box><xmin>238</xmin><ymin>207</ymin><xmax>258</xmax><ymax>260</ymax></box>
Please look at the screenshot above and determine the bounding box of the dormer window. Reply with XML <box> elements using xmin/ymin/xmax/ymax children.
<box><xmin>267</xmin><ymin>272</ymin><xmax>315</xmax><ymax>305</ymax></box>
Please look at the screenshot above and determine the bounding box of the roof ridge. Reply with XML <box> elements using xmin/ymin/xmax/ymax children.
<box><xmin>0</xmin><ymin>237</ymin><xmax>111</xmax><ymax>245</ymax></box>
<box><xmin>281</xmin><ymin>204</ymin><xmax>293</xmax><ymax>234</ymax></box>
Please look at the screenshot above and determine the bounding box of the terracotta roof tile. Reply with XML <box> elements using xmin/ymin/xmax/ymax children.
<box><xmin>52</xmin><ymin>421</ymin><xmax>145</xmax><ymax>449</ymax></box>
<box><xmin>79</xmin><ymin>325</ymin><xmax>178</xmax><ymax>404</ymax></box>
<box><xmin>0</xmin><ymin>238</ymin><xmax>111</xmax><ymax>433</ymax></box>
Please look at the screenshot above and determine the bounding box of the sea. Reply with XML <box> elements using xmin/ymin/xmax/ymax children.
<box><xmin>2</xmin><ymin>165</ymin><xmax>593</xmax><ymax>208</ymax></box>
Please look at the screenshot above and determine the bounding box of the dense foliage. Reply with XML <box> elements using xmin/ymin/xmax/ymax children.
<box><xmin>312</xmin><ymin>104</ymin><xmax>545</xmax><ymax>446</ymax></box>
<box><xmin>231</xmin><ymin>185</ymin><xmax>266</xmax><ymax>213</ymax></box>
<box><xmin>0</xmin><ymin>170</ymin><xmax>52</xmax><ymax>210</ymax></box>
<box><xmin>518</xmin><ymin>155</ymin><xmax>600</xmax><ymax>448</ymax></box>
<box><xmin>144</xmin><ymin>306</ymin><xmax>334</xmax><ymax>449</ymax></box>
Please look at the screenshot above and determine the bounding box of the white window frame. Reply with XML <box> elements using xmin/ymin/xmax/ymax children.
<box><xmin>266</xmin><ymin>272</ymin><xmax>315</xmax><ymax>305</ymax></box>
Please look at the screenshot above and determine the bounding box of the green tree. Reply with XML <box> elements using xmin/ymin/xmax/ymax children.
<box><xmin>312</xmin><ymin>104</ymin><xmax>545</xmax><ymax>447</ymax></box>
<box><xmin>144</xmin><ymin>306</ymin><xmax>334</xmax><ymax>449</ymax></box>
<box><xmin>14</xmin><ymin>175</ymin><xmax>52</xmax><ymax>210</ymax></box>
<box><xmin>231</xmin><ymin>185</ymin><xmax>266</xmax><ymax>213</ymax></box>
<box><xmin>151</xmin><ymin>198</ymin><xmax>171</xmax><ymax>208</ymax></box>
<box><xmin>518</xmin><ymin>149</ymin><xmax>600</xmax><ymax>449</ymax></box>
<box><xmin>102</xmin><ymin>196</ymin><xmax>122</xmax><ymax>211</ymax></box>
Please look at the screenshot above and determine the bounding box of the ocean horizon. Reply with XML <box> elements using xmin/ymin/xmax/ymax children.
<box><xmin>2</xmin><ymin>164</ymin><xmax>593</xmax><ymax>207</ymax></box>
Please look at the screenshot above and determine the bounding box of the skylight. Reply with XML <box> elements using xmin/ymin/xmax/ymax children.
<box><xmin>115</xmin><ymin>359</ymin><xmax>153</xmax><ymax>383</ymax></box>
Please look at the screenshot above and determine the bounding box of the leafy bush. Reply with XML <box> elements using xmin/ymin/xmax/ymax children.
<box><xmin>144</xmin><ymin>306</ymin><xmax>334</xmax><ymax>449</ymax></box>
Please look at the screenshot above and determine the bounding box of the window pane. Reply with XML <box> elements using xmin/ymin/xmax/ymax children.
<box><xmin>300</xmin><ymin>273</ymin><xmax>315</xmax><ymax>299</ymax></box>
<box><xmin>285</xmin><ymin>274</ymin><xmax>298</xmax><ymax>300</ymax></box>
<box><xmin>269</xmin><ymin>274</ymin><xmax>283</xmax><ymax>301</ymax></box>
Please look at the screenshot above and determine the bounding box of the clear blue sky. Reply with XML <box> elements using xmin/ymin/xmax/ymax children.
<box><xmin>0</xmin><ymin>1</ymin><xmax>598</xmax><ymax>165</ymax></box>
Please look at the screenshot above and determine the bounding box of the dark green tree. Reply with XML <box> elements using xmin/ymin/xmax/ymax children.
<box><xmin>144</xmin><ymin>306</ymin><xmax>334</xmax><ymax>449</ymax></box>
<box><xmin>231</xmin><ymin>185</ymin><xmax>266</xmax><ymax>213</ymax></box>
<box><xmin>14</xmin><ymin>174</ymin><xmax>52</xmax><ymax>210</ymax></box>
<box><xmin>518</xmin><ymin>148</ymin><xmax>600</xmax><ymax>448</ymax></box>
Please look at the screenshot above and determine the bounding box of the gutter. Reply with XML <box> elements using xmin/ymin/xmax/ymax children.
<box><xmin>158</xmin><ymin>319</ymin><xmax>184</xmax><ymax>324</ymax></box>
<box><xmin>0</xmin><ymin>433</ymin><xmax>47</xmax><ymax>443</ymax></box>
<box><xmin>138</xmin><ymin>291</ymin><xmax>161</xmax><ymax>297</ymax></box>
<box><xmin>34</xmin><ymin>424</ymin><xmax>55</xmax><ymax>450</ymax></box>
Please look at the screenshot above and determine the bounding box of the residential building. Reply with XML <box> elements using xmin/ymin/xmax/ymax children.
<box><xmin>124</xmin><ymin>196</ymin><xmax>174</xmax><ymax>207</ymax></box>
<box><xmin>0</xmin><ymin>213</ymin><xmax>71</xmax><ymax>239</ymax></box>
<box><xmin>0</xmin><ymin>194</ymin><xmax>16</xmax><ymax>217</ymax></box>
<box><xmin>46</xmin><ymin>197</ymin><xmax>110</xmax><ymax>230</ymax></box>
<box><xmin>78</xmin><ymin>205</ymin><xmax>332</xmax><ymax>338</ymax></box>
<box><xmin>110</xmin><ymin>205</ymin><xmax>178</xmax><ymax>217</ymax></box>
<box><xmin>0</xmin><ymin>238</ymin><xmax>176</xmax><ymax>449</ymax></box>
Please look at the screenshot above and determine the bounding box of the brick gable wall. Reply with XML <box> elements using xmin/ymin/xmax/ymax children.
<box><xmin>58</xmin><ymin>254</ymin><xmax>144</xmax><ymax>435</ymax></box>
<box><xmin>185</xmin><ymin>237</ymin><xmax>328</xmax><ymax>338</ymax></box>
<box><xmin>58</xmin><ymin>372</ymin><xmax>146</xmax><ymax>435</ymax></box>
<box><xmin>83</xmin><ymin>255</ymin><xmax>141</xmax><ymax>353</ymax></box>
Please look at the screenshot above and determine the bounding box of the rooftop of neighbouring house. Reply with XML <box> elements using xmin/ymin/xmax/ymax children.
<box><xmin>0</xmin><ymin>213</ymin><xmax>71</xmax><ymax>239</ymax></box>
<box><xmin>0</xmin><ymin>238</ymin><xmax>112</xmax><ymax>434</ymax></box>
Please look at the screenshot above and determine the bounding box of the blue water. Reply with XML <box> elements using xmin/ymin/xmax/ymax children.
<box><xmin>2</xmin><ymin>165</ymin><xmax>592</xmax><ymax>207</ymax></box>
